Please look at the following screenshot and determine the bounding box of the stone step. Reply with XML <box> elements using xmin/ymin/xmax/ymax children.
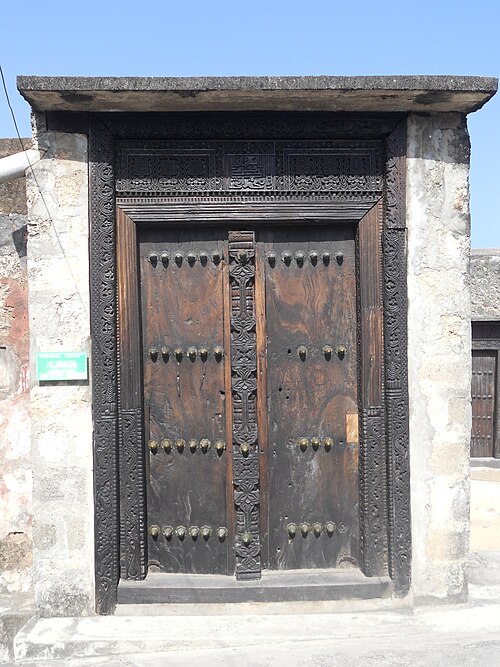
<box><xmin>117</xmin><ymin>568</ymin><xmax>391</xmax><ymax>604</ymax></box>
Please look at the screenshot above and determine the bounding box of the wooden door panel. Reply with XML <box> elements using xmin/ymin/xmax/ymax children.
<box><xmin>140</xmin><ymin>227</ymin><xmax>230</xmax><ymax>574</ymax></box>
<box><xmin>260</xmin><ymin>225</ymin><xmax>359</xmax><ymax>570</ymax></box>
<box><xmin>471</xmin><ymin>350</ymin><xmax>497</xmax><ymax>458</ymax></box>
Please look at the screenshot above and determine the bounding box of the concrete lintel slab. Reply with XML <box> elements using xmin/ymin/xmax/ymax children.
<box><xmin>17</xmin><ymin>75</ymin><xmax>498</xmax><ymax>114</ymax></box>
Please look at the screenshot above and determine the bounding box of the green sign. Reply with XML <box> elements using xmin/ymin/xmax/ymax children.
<box><xmin>36</xmin><ymin>352</ymin><xmax>88</xmax><ymax>382</ymax></box>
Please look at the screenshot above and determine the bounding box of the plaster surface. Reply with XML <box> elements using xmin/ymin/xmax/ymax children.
<box><xmin>26</xmin><ymin>115</ymin><xmax>95</xmax><ymax>617</ymax></box>
<box><xmin>407</xmin><ymin>113</ymin><xmax>472</xmax><ymax>602</ymax></box>
<box><xmin>0</xmin><ymin>139</ymin><xmax>32</xmax><ymax>595</ymax></box>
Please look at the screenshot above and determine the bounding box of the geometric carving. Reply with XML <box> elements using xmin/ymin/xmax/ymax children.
<box><xmin>89</xmin><ymin>119</ymin><xmax>119</xmax><ymax>615</ymax></box>
<box><xmin>359</xmin><ymin>406</ymin><xmax>387</xmax><ymax>576</ymax></box>
<box><xmin>228</xmin><ymin>231</ymin><xmax>261</xmax><ymax>580</ymax></box>
<box><xmin>384</xmin><ymin>120</ymin><xmax>411</xmax><ymax>596</ymax></box>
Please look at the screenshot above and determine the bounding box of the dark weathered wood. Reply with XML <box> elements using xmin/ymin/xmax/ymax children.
<box><xmin>357</xmin><ymin>200</ymin><xmax>387</xmax><ymax>577</ymax></box>
<box><xmin>228</xmin><ymin>231</ymin><xmax>261</xmax><ymax>580</ymax></box>
<box><xmin>89</xmin><ymin>114</ymin><xmax>411</xmax><ymax>612</ymax></box>
<box><xmin>261</xmin><ymin>225</ymin><xmax>359</xmax><ymax>570</ymax></box>
<box><xmin>472</xmin><ymin>321</ymin><xmax>500</xmax><ymax>459</ymax></box>
<box><xmin>89</xmin><ymin>118</ymin><xmax>119</xmax><ymax>615</ymax></box>
<box><xmin>384</xmin><ymin>120</ymin><xmax>411</xmax><ymax>595</ymax></box>
<box><xmin>116</xmin><ymin>208</ymin><xmax>147</xmax><ymax>580</ymax></box>
<box><xmin>471</xmin><ymin>350</ymin><xmax>497</xmax><ymax>457</ymax></box>
<box><xmin>117</xmin><ymin>569</ymin><xmax>391</xmax><ymax>604</ymax></box>
<box><xmin>139</xmin><ymin>227</ymin><xmax>229</xmax><ymax>574</ymax></box>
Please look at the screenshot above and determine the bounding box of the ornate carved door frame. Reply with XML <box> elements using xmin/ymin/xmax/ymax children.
<box><xmin>89</xmin><ymin>112</ymin><xmax>410</xmax><ymax>614</ymax></box>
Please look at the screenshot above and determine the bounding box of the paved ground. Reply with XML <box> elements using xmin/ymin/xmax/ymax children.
<box><xmin>1</xmin><ymin>466</ymin><xmax>499</xmax><ymax>666</ymax></box>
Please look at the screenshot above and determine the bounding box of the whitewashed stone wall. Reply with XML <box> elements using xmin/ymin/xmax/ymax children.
<box><xmin>470</xmin><ymin>251</ymin><xmax>500</xmax><ymax>320</ymax></box>
<box><xmin>407</xmin><ymin>113</ymin><xmax>472</xmax><ymax>602</ymax></box>
<box><xmin>26</xmin><ymin>115</ymin><xmax>95</xmax><ymax>617</ymax></box>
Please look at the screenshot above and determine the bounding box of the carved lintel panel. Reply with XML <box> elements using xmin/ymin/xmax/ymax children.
<box><xmin>90</xmin><ymin>120</ymin><xmax>119</xmax><ymax>615</ymax></box>
<box><xmin>116</xmin><ymin>140</ymin><xmax>384</xmax><ymax>198</ymax></box>
<box><xmin>359</xmin><ymin>407</ymin><xmax>387</xmax><ymax>576</ymax></box>
<box><xmin>384</xmin><ymin>118</ymin><xmax>411</xmax><ymax>596</ymax></box>
<box><xmin>119</xmin><ymin>408</ymin><xmax>146</xmax><ymax>580</ymax></box>
<box><xmin>228</xmin><ymin>231</ymin><xmax>261</xmax><ymax>580</ymax></box>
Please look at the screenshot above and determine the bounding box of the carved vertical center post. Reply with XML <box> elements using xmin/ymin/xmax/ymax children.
<box><xmin>228</xmin><ymin>231</ymin><xmax>261</xmax><ymax>580</ymax></box>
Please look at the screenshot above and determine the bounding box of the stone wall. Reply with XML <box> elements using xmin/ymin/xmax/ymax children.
<box><xmin>26</xmin><ymin>115</ymin><xmax>95</xmax><ymax>617</ymax></box>
<box><xmin>0</xmin><ymin>138</ymin><xmax>32</xmax><ymax>594</ymax></box>
<box><xmin>407</xmin><ymin>113</ymin><xmax>472</xmax><ymax>602</ymax></box>
<box><xmin>470</xmin><ymin>250</ymin><xmax>500</xmax><ymax>320</ymax></box>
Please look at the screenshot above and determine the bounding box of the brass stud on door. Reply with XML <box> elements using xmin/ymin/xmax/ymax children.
<box><xmin>309</xmin><ymin>251</ymin><xmax>318</xmax><ymax>265</ymax></box>
<box><xmin>187</xmin><ymin>347</ymin><xmax>197</xmax><ymax>361</ymax></box>
<box><xmin>311</xmin><ymin>437</ymin><xmax>320</xmax><ymax>450</ymax></box>
<box><xmin>240</xmin><ymin>443</ymin><xmax>250</xmax><ymax>457</ymax></box>
<box><xmin>297</xmin><ymin>345</ymin><xmax>307</xmax><ymax>360</ymax></box>
<box><xmin>148</xmin><ymin>252</ymin><xmax>158</xmax><ymax>265</ymax></box>
<box><xmin>148</xmin><ymin>439</ymin><xmax>159</xmax><ymax>454</ymax></box>
<box><xmin>174</xmin><ymin>252</ymin><xmax>184</xmax><ymax>266</ymax></box>
<box><xmin>287</xmin><ymin>523</ymin><xmax>297</xmax><ymax>538</ymax></box>
<box><xmin>189</xmin><ymin>439</ymin><xmax>198</xmax><ymax>453</ymax></box>
<box><xmin>149</xmin><ymin>525</ymin><xmax>160</xmax><ymax>539</ymax></box>
<box><xmin>335</xmin><ymin>252</ymin><xmax>344</xmax><ymax>265</ymax></box>
<box><xmin>322</xmin><ymin>252</ymin><xmax>331</xmax><ymax>265</ymax></box>
<box><xmin>199</xmin><ymin>347</ymin><xmax>209</xmax><ymax>362</ymax></box>
<box><xmin>175</xmin><ymin>438</ymin><xmax>186</xmax><ymax>453</ymax></box>
<box><xmin>216</xmin><ymin>527</ymin><xmax>227</xmax><ymax>540</ymax></box>
<box><xmin>337</xmin><ymin>345</ymin><xmax>346</xmax><ymax>359</ymax></box>
<box><xmin>160</xmin><ymin>347</ymin><xmax>170</xmax><ymax>361</ymax></box>
<box><xmin>267</xmin><ymin>252</ymin><xmax>277</xmax><ymax>267</ymax></box>
<box><xmin>162</xmin><ymin>439</ymin><xmax>173</xmax><ymax>453</ymax></box>
<box><xmin>187</xmin><ymin>252</ymin><xmax>197</xmax><ymax>266</ymax></box>
<box><xmin>282</xmin><ymin>251</ymin><xmax>292</xmax><ymax>266</ymax></box>
<box><xmin>189</xmin><ymin>526</ymin><xmax>199</xmax><ymax>539</ymax></box>
<box><xmin>174</xmin><ymin>348</ymin><xmax>183</xmax><ymax>361</ymax></box>
<box><xmin>325</xmin><ymin>522</ymin><xmax>336</xmax><ymax>536</ymax></box>
<box><xmin>242</xmin><ymin>531</ymin><xmax>252</xmax><ymax>546</ymax></box>
<box><xmin>300</xmin><ymin>523</ymin><xmax>309</xmax><ymax>537</ymax></box>
<box><xmin>313</xmin><ymin>522</ymin><xmax>323</xmax><ymax>537</ymax></box>
<box><xmin>215</xmin><ymin>439</ymin><xmax>226</xmax><ymax>456</ymax></box>
<box><xmin>199</xmin><ymin>251</ymin><xmax>209</xmax><ymax>266</ymax></box>
<box><xmin>213</xmin><ymin>346</ymin><xmax>224</xmax><ymax>362</ymax></box>
<box><xmin>201</xmin><ymin>525</ymin><xmax>212</xmax><ymax>540</ymax></box>
<box><xmin>200</xmin><ymin>438</ymin><xmax>211</xmax><ymax>453</ymax></box>
<box><xmin>294</xmin><ymin>251</ymin><xmax>305</xmax><ymax>266</ymax></box>
<box><xmin>149</xmin><ymin>348</ymin><xmax>158</xmax><ymax>361</ymax></box>
<box><xmin>322</xmin><ymin>345</ymin><xmax>333</xmax><ymax>360</ymax></box>
<box><xmin>212</xmin><ymin>250</ymin><xmax>221</xmax><ymax>265</ymax></box>
<box><xmin>323</xmin><ymin>437</ymin><xmax>333</xmax><ymax>451</ymax></box>
<box><xmin>160</xmin><ymin>251</ymin><xmax>170</xmax><ymax>266</ymax></box>
<box><xmin>162</xmin><ymin>525</ymin><xmax>174</xmax><ymax>539</ymax></box>
<box><xmin>298</xmin><ymin>438</ymin><xmax>309</xmax><ymax>451</ymax></box>
<box><xmin>176</xmin><ymin>526</ymin><xmax>186</xmax><ymax>540</ymax></box>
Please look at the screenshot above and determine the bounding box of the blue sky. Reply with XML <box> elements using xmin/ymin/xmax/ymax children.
<box><xmin>1</xmin><ymin>1</ymin><xmax>498</xmax><ymax>246</ymax></box>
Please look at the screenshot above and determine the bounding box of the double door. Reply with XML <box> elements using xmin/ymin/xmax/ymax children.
<box><xmin>140</xmin><ymin>223</ymin><xmax>359</xmax><ymax>577</ymax></box>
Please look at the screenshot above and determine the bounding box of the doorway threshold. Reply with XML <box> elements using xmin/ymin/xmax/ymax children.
<box><xmin>118</xmin><ymin>569</ymin><xmax>391</xmax><ymax>604</ymax></box>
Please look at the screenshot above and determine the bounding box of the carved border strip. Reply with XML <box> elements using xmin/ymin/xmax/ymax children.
<box><xmin>89</xmin><ymin>113</ymin><xmax>411</xmax><ymax>612</ymax></box>
<box><xmin>228</xmin><ymin>231</ymin><xmax>261</xmax><ymax>580</ymax></box>
<box><xmin>89</xmin><ymin>119</ymin><xmax>119</xmax><ymax>614</ymax></box>
<box><xmin>384</xmin><ymin>120</ymin><xmax>411</xmax><ymax>594</ymax></box>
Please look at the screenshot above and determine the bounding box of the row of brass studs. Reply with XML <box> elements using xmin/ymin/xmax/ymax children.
<box><xmin>286</xmin><ymin>522</ymin><xmax>336</xmax><ymax>538</ymax></box>
<box><xmin>148</xmin><ymin>251</ymin><xmax>223</xmax><ymax>266</ymax></box>
<box><xmin>297</xmin><ymin>437</ymin><xmax>336</xmax><ymax>451</ymax></box>
<box><xmin>148</xmin><ymin>346</ymin><xmax>224</xmax><ymax>362</ymax></box>
<box><xmin>267</xmin><ymin>251</ymin><xmax>343</xmax><ymax>267</ymax></box>
<box><xmin>150</xmin><ymin>525</ymin><xmax>228</xmax><ymax>541</ymax></box>
<box><xmin>149</xmin><ymin>438</ymin><xmax>226</xmax><ymax>455</ymax></box>
<box><xmin>296</xmin><ymin>345</ymin><xmax>346</xmax><ymax>360</ymax></box>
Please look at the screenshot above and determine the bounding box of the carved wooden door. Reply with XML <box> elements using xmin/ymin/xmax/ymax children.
<box><xmin>140</xmin><ymin>224</ymin><xmax>361</xmax><ymax>577</ymax></box>
<box><xmin>140</xmin><ymin>227</ymin><xmax>231</xmax><ymax>574</ymax></box>
<box><xmin>471</xmin><ymin>350</ymin><xmax>497</xmax><ymax>457</ymax></box>
<box><xmin>259</xmin><ymin>225</ymin><xmax>359</xmax><ymax>570</ymax></box>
